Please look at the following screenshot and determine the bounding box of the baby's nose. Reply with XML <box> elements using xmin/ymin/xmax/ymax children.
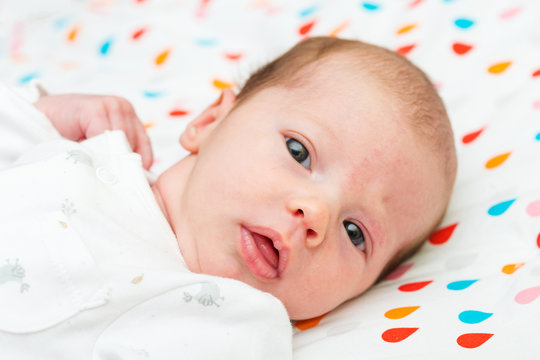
<box><xmin>286</xmin><ymin>195</ymin><xmax>330</xmax><ymax>248</ymax></box>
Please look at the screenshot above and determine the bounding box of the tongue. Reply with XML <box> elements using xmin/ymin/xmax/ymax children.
<box><xmin>252</xmin><ymin>233</ymin><xmax>279</xmax><ymax>268</ymax></box>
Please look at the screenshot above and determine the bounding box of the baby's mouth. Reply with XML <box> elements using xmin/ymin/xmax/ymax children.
<box><xmin>240</xmin><ymin>226</ymin><xmax>289</xmax><ymax>280</ymax></box>
<box><xmin>252</xmin><ymin>232</ymin><xmax>279</xmax><ymax>268</ymax></box>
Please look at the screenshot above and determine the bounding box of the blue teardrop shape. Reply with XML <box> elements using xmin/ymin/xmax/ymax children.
<box><xmin>196</xmin><ymin>38</ymin><xmax>218</xmax><ymax>47</ymax></box>
<box><xmin>100</xmin><ymin>39</ymin><xmax>112</xmax><ymax>55</ymax></box>
<box><xmin>18</xmin><ymin>72</ymin><xmax>39</xmax><ymax>84</ymax></box>
<box><xmin>488</xmin><ymin>199</ymin><xmax>516</xmax><ymax>216</ymax></box>
<box><xmin>447</xmin><ymin>280</ymin><xmax>478</xmax><ymax>291</ymax></box>
<box><xmin>362</xmin><ymin>2</ymin><xmax>380</xmax><ymax>11</ymax></box>
<box><xmin>459</xmin><ymin>310</ymin><xmax>493</xmax><ymax>324</ymax></box>
<box><xmin>143</xmin><ymin>90</ymin><xmax>163</xmax><ymax>98</ymax></box>
<box><xmin>454</xmin><ymin>18</ymin><xmax>475</xmax><ymax>29</ymax></box>
<box><xmin>299</xmin><ymin>5</ymin><xmax>318</xmax><ymax>17</ymax></box>
<box><xmin>535</xmin><ymin>132</ymin><xmax>540</xmax><ymax>141</ymax></box>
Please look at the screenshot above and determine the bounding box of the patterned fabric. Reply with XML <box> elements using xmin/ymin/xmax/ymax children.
<box><xmin>1</xmin><ymin>0</ymin><xmax>539</xmax><ymax>357</ymax></box>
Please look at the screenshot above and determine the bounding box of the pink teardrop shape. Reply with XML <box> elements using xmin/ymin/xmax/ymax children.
<box><xmin>385</xmin><ymin>263</ymin><xmax>414</xmax><ymax>281</ymax></box>
<box><xmin>515</xmin><ymin>286</ymin><xmax>540</xmax><ymax>304</ymax></box>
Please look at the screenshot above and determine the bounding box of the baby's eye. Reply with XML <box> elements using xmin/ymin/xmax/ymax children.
<box><xmin>285</xmin><ymin>137</ymin><xmax>311</xmax><ymax>169</ymax></box>
<box><xmin>344</xmin><ymin>221</ymin><xmax>365</xmax><ymax>251</ymax></box>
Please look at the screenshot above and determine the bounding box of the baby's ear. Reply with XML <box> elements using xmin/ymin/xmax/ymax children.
<box><xmin>180</xmin><ymin>89</ymin><xmax>236</xmax><ymax>153</ymax></box>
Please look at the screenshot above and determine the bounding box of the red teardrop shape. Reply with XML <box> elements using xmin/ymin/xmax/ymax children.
<box><xmin>132</xmin><ymin>27</ymin><xmax>146</xmax><ymax>40</ymax></box>
<box><xmin>382</xmin><ymin>328</ymin><xmax>419</xmax><ymax>343</ymax></box>
<box><xmin>453</xmin><ymin>42</ymin><xmax>473</xmax><ymax>55</ymax></box>
<box><xmin>429</xmin><ymin>223</ymin><xmax>458</xmax><ymax>245</ymax></box>
<box><xmin>398</xmin><ymin>280</ymin><xmax>433</xmax><ymax>292</ymax></box>
<box><xmin>299</xmin><ymin>20</ymin><xmax>316</xmax><ymax>36</ymax></box>
<box><xmin>462</xmin><ymin>127</ymin><xmax>484</xmax><ymax>144</ymax></box>
<box><xmin>457</xmin><ymin>333</ymin><xmax>493</xmax><ymax>348</ymax></box>
<box><xmin>396</xmin><ymin>44</ymin><xmax>415</xmax><ymax>56</ymax></box>
<box><xmin>225</xmin><ymin>52</ymin><xmax>243</xmax><ymax>61</ymax></box>
<box><xmin>169</xmin><ymin>109</ymin><xmax>189</xmax><ymax>117</ymax></box>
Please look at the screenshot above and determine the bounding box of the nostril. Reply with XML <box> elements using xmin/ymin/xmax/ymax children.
<box><xmin>307</xmin><ymin>229</ymin><xmax>317</xmax><ymax>238</ymax></box>
<box><xmin>295</xmin><ymin>209</ymin><xmax>304</xmax><ymax>216</ymax></box>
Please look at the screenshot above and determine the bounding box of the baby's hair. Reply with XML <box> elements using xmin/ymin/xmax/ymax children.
<box><xmin>236</xmin><ymin>36</ymin><xmax>457</xmax><ymax>280</ymax></box>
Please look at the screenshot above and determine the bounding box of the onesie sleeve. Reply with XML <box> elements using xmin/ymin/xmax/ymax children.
<box><xmin>0</xmin><ymin>81</ymin><xmax>61</xmax><ymax>169</ymax></box>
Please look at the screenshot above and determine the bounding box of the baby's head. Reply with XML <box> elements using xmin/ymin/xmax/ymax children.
<box><xmin>155</xmin><ymin>37</ymin><xmax>457</xmax><ymax>320</ymax></box>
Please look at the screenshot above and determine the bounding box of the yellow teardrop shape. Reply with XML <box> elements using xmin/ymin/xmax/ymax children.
<box><xmin>213</xmin><ymin>79</ymin><xmax>233</xmax><ymax>90</ymax></box>
<box><xmin>155</xmin><ymin>49</ymin><xmax>170</xmax><ymax>66</ymax></box>
<box><xmin>131</xmin><ymin>274</ymin><xmax>144</xmax><ymax>284</ymax></box>
<box><xmin>488</xmin><ymin>61</ymin><xmax>512</xmax><ymax>74</ymax></box>
<box><xmin>485</xmin><ymin>152</ymin><xmax>511</xmax><ymax>169</ymax></box>
<box><xmin>502</xmin><ymin>262</ymin><xmax>525</xmax><ymax>274</ymax></box>
<box><xmin>384</xmin><ymin>306</ymin><xmax>420</xmax><ymax>319</ymax></box>
<box><xmin>397</xmin><ymin>24</ymin><xmax>416</xmax><ymax>35</ymax></box>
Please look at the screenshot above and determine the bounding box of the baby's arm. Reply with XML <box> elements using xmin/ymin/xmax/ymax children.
<box><xmin>34</xmin><ymin>94</ymin><xmax>153</xmax><ymax>169</ymax></box>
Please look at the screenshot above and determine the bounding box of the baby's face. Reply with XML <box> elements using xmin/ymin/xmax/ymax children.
<box><xmin>155</xmin><ymin>64</ymin><xmax>446</xmax><ymax>320</ymax></box>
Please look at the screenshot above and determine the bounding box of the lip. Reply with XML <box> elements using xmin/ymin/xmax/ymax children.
<box><xmin>240</xmin><ymin>225</ymin><xmax>289</xmax><ymax>280</ymax></box>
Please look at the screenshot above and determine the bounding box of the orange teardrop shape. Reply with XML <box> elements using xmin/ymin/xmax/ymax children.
<box><xmin>398</xmin><ymin>280</ymin><xmax>433</xmax><ymax>292</ymax></box>
<box><xmin>384</xmin><ymin>306</ymin><xmax>420</xmax><ymax>319</ymax></box>
<box><xmin>295</xmin><ymin>313</ymin><xmax>328</xmax><ymax>331</ymax></box>
<box><xmin>397</xmin><ymin>24</ymin><xmax>416</xmax><ymax>35</ymax></box>
<box><xmin>155</xmin><ymin>49</ymin><xmax>170</xmax><ymax>65</ymax></box>
<box><xmin>382</xmin><ymin>328</ymin><xmax>419</xmax><ymax>343</ymax></box>
<box><xmin>502</xmin><ymin>262</ymin><xmax>525</xmax><ymax>274</ymax></box>
<box><xmin>488</xmin><ymin>61</ymin><xmax>512</xmax><ymax>74</ymax></box>
<box><xmin>457</xmin><ymin>333</ymin><xmax>493</xmax><ymax>348</ymax></box>
<box><xmin>329</xmin><ymin>20</ymin><xmax>350</xmax><ymax>37</ymax></box>
<box><xmin>485</xmin><ymin>152</ymin><xmax>511</xmax><ymax>169</ymax></box>
<box><xmin>533</xmin><ymin>69</ymin><xmax>540</xmax><ymax>77</ymax></box>
<box><xmin>429</xmin><ymin>223</ymin><xmax>458</xmax><ymax>245</ymax></box>
<box><xmin>67</xmin><ymin>26</ymin><xmax>79</xmax><ymax>42</ymax></box>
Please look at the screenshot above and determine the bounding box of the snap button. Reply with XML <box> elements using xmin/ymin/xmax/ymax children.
<box><xmin>96</xmin><ymin>167</ymin><xmax>118</xmax><ymax>184</ymax></box>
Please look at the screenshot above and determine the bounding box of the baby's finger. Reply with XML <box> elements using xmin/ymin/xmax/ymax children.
<box><xmin>107</xmin><ymin>98</ymin><xmax>138</xmax><ymax>149</ymax></box>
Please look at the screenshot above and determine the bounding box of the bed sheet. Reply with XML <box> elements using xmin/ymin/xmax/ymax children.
<box><xmin>1</xmin><ymin>0</ymin><xmax>540</xmax><ymax>358</ymax></box>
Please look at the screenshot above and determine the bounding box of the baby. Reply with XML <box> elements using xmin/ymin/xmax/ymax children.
<box><xmin>1</xmin><ymin>36</ymin><xmax>456</xmax><ymax>357</ymax></box>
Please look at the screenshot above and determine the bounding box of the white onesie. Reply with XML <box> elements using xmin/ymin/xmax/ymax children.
<box><xmin>0</xmin><ymin>83</ymin><xmax>292</xmax><ymax>359</ymax></box>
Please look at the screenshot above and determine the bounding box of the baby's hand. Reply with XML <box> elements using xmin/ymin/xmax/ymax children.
<box><xmin>34</xmin><ymin>94</ymin><xmax>153</xmax><ymax>169</ymax></box>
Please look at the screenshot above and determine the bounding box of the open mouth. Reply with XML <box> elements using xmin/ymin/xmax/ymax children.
<box><xmin>240</xmin><ymin>226</ymin><xmax>288</xmax><ymax>280</ymax></box>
